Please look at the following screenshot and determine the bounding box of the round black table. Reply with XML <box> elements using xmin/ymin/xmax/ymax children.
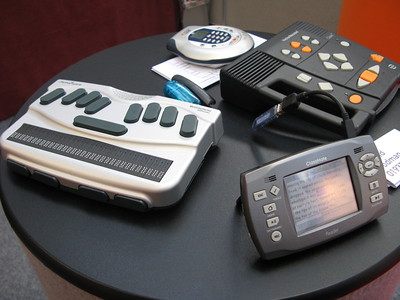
<box><xmin>1</xmin><ymin>32</ymin><xmax>400</xmax><ymax>300</ymax></box>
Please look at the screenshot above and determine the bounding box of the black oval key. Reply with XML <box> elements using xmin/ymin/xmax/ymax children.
<box><xmin>84</xmin><ymin>97</ymin><xmax>111</xmax><ymax>114</ymax></box>
<box><xmin>40</xmin><ymin>88</ymin><xmax>66</xmax><ymax>105</ymax></box>
<box><xmin>62</xmin><ymin>88</ymin><xmax>87</xmax><ymax>105</ymax></box>
<box><xmin>160</xmin><ymin>106</ymin><xmax>178</xmax><ymax>127</ymax></box>
<box><xmin>124</xmin><ymin>103</ymin><xmax>143</xmax><ymax>123</ymax></box>
<box><xmin>180</xmin><ymin>114</ymin><xmax>198</xmax><ymax>137</ymax></box>
<box><xmin>142</xmin><ymin>103</ymin><xmax>161</xmax><ymax>123</ymax></box>
<box><xmin>75</xmin><ymin>91</ymin><xmax>101</xmax><ymax>108</ymax></box>
<box><xmin>73</xmin><ymin>115</ymin><xmax>127</xmax><ymax>136</ymax></box>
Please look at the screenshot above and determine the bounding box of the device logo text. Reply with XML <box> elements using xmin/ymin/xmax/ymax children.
<box><xmin>325</xmin><ymin>228</ymin><xmax>339</xmax><ymax>237</ymax></box>
<box><xmin>306</xmin><ymin>156</ymin><xmax>327</xmax><ymax>167</ymax></box>
<box><xmin>282</xmin><ymin>30</ymin><xmax>299</xmax><ymax>41</ymax></box>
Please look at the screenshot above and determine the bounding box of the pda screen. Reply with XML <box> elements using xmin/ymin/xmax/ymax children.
<box><xmin>284</xmin><ymin>157</ymin><xmax>358</xmax><ymax>235</ymax></box>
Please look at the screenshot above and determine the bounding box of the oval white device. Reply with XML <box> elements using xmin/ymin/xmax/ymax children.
<box><xmin>167</xmin><ymin>25</ymin><xmax>254</xmax><ymax>68</ymax></box>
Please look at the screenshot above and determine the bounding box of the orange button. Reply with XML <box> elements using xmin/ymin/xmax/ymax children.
<box><xmin>291</xmin><ymin>41</ymin><xmax>301</xmax><ymax>49</ymax></box>
<box><xmin>370</xmin><ymin>54</ymin><xmax>384</xmax><ymax>63</ymax></box>
<box><xmin>360</xmin><ymin>70</ymin><xmax>378</xmax><ymax>83</ymax></box>
<box><xmin>302</xmin><ymin>46</ymin><xmax>312</xmax><ymax>53</ymax></box>
<box><xmin>349</xmin><ymin>94</ymin><xmax>363</xmax><ymax>104</ymax></box>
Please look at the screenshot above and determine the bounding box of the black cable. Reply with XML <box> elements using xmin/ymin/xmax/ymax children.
<box><xmin>252</xmin><ymin>91</ymin><xmax>356</xmax><ymax>138</ymax></box>
<box><xmin>297</xmin><ymin>90</ymin><xmax>349</xmax><ymax>120</ymax></box>
<box><xmin>298</xmin><ymin>91</ymin><xmax>355</xmax><ymax>138</ymax></box>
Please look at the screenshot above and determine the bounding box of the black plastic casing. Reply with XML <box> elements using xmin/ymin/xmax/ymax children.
<box><xmin>220</xmin><ymin>22</ymin><xmax>400</xmax><ymax>135</ymax></box>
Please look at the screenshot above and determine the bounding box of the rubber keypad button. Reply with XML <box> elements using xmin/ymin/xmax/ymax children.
<box><xmin>333</xmin><ymin>53</ymin><xmax>348</xmax><ymax>62</ymax></box>
<box><xmin>357</xmin><ymin>78</ymin><xmax>370</xmax><ymax>88</ymax></box>
<box><xmin>360</xmin><ymin>70</ymin><xmax>378</xmax><ymax>83</ymax></box>
<box><xmin>180</xmin><ymin>114</ymin><xmax>198</xmax><ymax>137</ymax></box>
<box><xmin>78</xmin><ymin>186</ymin><xmax>109</xmax><ymax>203</ymax></box>
<box><xmin>290</xmin><ymin>41</ymin><xmax>301</xmax><ymax>49</ymax></box>
<box><xmin>113</xmin><ymin>195</ymin><xmax>149</xmax><ymax>212</ymax></box>
<box><xmin>318</xmin><ymin>53</ymin><xmax>331</xmax><ymax>61</ymax></box>
<box><xmin>84</xmin><ymin>97</ymin><xmax>111</xmax><ymax>114</ymax></box>
<box><xmin>368</xmin><ymin>65</ymin><xmax>380</xmax><ymax>74</ymax></box>
<box><xmin>75</xmin><ymin>91</ymin><xmax>102</xmax><ymax>107</ymax></box>
<box><xmin>62</xmin><ymin>88</ymin><xmax>87</xmax><ymax>105</ymax></box>
<box><xmin>160</xmin><ymin>106</ymin><xmax>178</xmax><ymax>127</ymax></box>
<box><xmin>40</xmin><ymin>88</ymin><xmax>66</xmax><ymax>105</ymax></box>
<box><xmin>341</xmin><ymin>62</ymin><xmax>354</xmax><ymax>71</ymax></box>
<box><xmin>124</xmin><ymin>103</ymin><xmax>143</xmax><ymax>123</ymax></box>
<box><xmin>349</xmin><ymin>94</ymin><xmax>363</xmax><ymax>104</ymax></box>
<box><xmin>143</xmin><ymin>103</ymin><xmax>161</xmax><ymax>123</ymax></box>
<box><xmin>31</xmin><ymin>171</ymin><xmax>60</xmax><ymax>188</ymax></box>
<box><xmin>370</xmin><ymin>54</ymin><xmax>384</xmax><ymax>63</ymax></box>
<box><xmin>7</xmin><ymin>160</ymin><xmax>30</xmax><ymax>177</ymax></box>
<box><xmin>323</xmin><ymin>62</ymin><xmax>339</xmax><ymax>70</ymax></box>
<box><xmin>73</xmin><ymin>115</ymin><xmax>128</xmax><ymax>136</ymax></box>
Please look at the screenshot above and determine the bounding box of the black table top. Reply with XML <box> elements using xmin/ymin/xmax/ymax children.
<box><xmin>1</xmin><ymin>32</ymin><xmax>400</xmax><ymax>300</ymax></box>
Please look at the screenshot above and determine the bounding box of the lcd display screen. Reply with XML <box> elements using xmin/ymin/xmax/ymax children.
<box><xmin>284</xmin><ymin>157</ymin><xmax>358</xmax><ymax>235</ymax></box>
<box><xmin>190</xmin><ymin>29</ymin><xmax>210</xmax><ymax>41</ymax></box>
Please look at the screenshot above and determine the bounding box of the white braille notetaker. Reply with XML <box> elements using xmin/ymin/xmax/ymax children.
<box><xmin>0</xmin><ymin>79</ymin><xmax>224</xmax><ymax>211</ymax></box>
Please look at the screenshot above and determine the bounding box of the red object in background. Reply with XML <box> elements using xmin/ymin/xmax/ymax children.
<box><xmin>0</xmin><ymin>0</ymin><xmax>180</xmax><ymax>120</ymax></box>
<box><xmin>337</xmin><ymin>0</ymin><xmax>400</xmax><ymax>64</ymax></box>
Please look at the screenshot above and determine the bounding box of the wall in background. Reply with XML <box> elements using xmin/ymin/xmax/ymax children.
<box><xmin>209</xmin><ymin>0</ymin><xmax>342</xmax><ymax>33</ymax></box>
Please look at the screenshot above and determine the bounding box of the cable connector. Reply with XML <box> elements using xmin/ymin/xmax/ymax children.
<box><xmin>279</xmin><ymin>93</ymin><xmax>302</xmax><ymax>113</ymax></box>
<box><xmin>251</xmin><ymin>91</ymin><xmax>357</xmax><ymax>139</ymax></box>
<box><xmin>341</xmin><ymin>115</ymin><xmax>356</xmax><ymax>138</ymax></box>
<box><xmin>252</xmin><ymin>93</ymin><xmax>300</xmax><ymax>131</ymax></box>
<box><xmin>252</xmin><ymin>105</ymin><xmax>280</xmax><ymax>131</ymax></box>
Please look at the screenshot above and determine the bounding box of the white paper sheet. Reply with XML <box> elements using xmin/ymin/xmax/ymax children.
<box><xmin>151</xmin><ymin>33</ymin><xmax>267</xmax><ymax>88</ymax></box>
<box><xmin>375</xmin><ymin>129</ymin><xmax>400</xmax><ymax>188</ymax></box>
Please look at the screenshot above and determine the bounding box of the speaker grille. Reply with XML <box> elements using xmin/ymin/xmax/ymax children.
<box><xmin>224</xmin><ymin>51</ymin><xmax>283</xmax><ymax>88</ymax></box>
<box><xmin>354</xmin><ymin>146</ymin><xmax>364</xmax><ymax>154</ymax></box>
<box><xmin>294</xmin><ymin>22</ymin><xmax>330</xmax><ymax>37</ymax></box>
<box><xmin>265</xmin><ymin>175</ymin><xmax>277</xmax><ymax>183</ymax></box>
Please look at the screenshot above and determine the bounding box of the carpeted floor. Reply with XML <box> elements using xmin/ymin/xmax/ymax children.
<box><xmin>0</xmin><ymin>118</ymin><xmax>48</xmax><ymax>300</ymax></box>
<box><xmin>0</xmin><ymin>203</ymin><xmax>48</xmax><ymax>300</ymax></box>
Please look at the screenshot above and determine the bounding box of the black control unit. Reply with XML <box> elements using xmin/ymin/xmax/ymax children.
<box><xmin>220</xmin><ymin>22</ymin><xmax>400</xmax><ymax>135</ymax></box>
